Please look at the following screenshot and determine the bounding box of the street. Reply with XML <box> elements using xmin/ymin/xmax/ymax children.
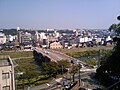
<box><xmin>22</xmin><ymin>47</ymin><xmax>102</xmax><ymax>90</ymax></box>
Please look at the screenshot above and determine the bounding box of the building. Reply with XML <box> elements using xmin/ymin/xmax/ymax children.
<box><xmin>50</xmin><ymin>41</ymin><xmax>63</xmax><ymax>49</ymax></box>
<box><xmin>21</xmin><ymin>32</ymin><xmax>31</xmax><ymax>43</ymax></box>
<box><xmin>76</xmin><ymin>36</ymin><xmax>92</xmax><ymax>44</ymax></box>
<box><xmin>18</xmin><ymin>31</ymin><xmax>32</xmax><ymax>44</ymax></box>
<box><xmin>39</xmin><ymin>32</ymin><xmax>49</xmax><ymax>48</ymax></box>
<box><xmin>0</xmin><ymin>33</ymin><xmax>6</xmax><ymax>44</ymax></box>
<box><xmin>6</xmin><ymin>35</ymin><xmax>16</xmax><ymax>42</ymax></box>
<box><xmin>0</xmin><ymin>56</ymin><xmax>15</xmax><ymax>90</ymax></box>
<box><xmin>34</xmin><ymin>31</ymin><xmax>39</xmax><ymax>43</ymax></box>
<box><xmin>18</xmin><ymin>31</ymin><xmax>22</xmax><ymax>43</ymax></box>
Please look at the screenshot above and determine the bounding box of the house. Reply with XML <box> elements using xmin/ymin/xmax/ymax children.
<box><xmin>50</xmin><ymin>42</ymin><xmax>63</xmax><ymax>49</ymax></box>
<box><xmin>20</xmin><ymin>42</ymin><xmax>32</xmax><ymax>49</ymax></box>
<box><xmin>0</xmin><ymin>33</ymin><xmax>6</xmax><ymax>44</ymax></box>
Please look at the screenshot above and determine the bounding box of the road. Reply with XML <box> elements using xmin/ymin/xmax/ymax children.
<box><xmin>22</xmin><ymin>68</ymin><xmax>100</xmax><ymax>90</ymax></box>
<box><xmin>34</xmin><ymin>47</ymin><xmax>89</xmax><ymax>67</ymax></box>
<box><xmin>80</xmin><ymin>70</ymin><xmax>100</xmax><ymax>89</ymax></box>
<box><xmin>24</xmin><ymin>47</ymin><xmax>100</xmax><ymax>89</ymax></box>
<box><xmin>34</xmin><ymin>47</ymin><xmax>70</xmax><ymax>62</ymax></box>
<box><xmin>13</xmin><ymin>47</ymin><xmax>101</xmax><ymax>90</ymax></box>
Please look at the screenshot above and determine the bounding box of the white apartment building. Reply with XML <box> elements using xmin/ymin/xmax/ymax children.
<box><xmin>54</xmin><ymin>31</ymin><xmax>60</xmax><ymax>38</ymax></box>
<box><xmin>40</xmin><ymin>32</ymin><xmax>47</xmax><ymax>40</ymax></box>
<box><xmin>39</xmin><ymin>32</ymin><xmax>49</xmax><ymax>48</ymax></box>
<box><xmin>106</xmin><ymin>36</ymin><xmax>112</xmax><ymax>41</ymax></box>
<box><xmin>34</xmin><ymin>31</ymin><xmax>39</xmax><ymax>42</ymax></box>
<box><xmin>21</xmin><ymin>33</ymin><xmax>31</xmax><ymax>43</ymax></box>
<box><xmin>6</xmin><ymin>35</ymin><xmax>16</xmax><ymax>42</ymax></box>
<box><xmin>0</xmin><ymin>33</ymin><xmax>6</xmax><ymax>44</ymax></box>
<box><xmin>0</xmin><ymin>56</ymin><xmax>15</xmax><ymax>90</ymax></box>
<box><xmin>76</xmin><ymin>36</ymin><xmax>92</xmax><ymax>43</ymax></box>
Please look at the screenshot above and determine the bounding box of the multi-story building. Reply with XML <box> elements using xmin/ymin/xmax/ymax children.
<box><xmin>18</xmin><ymin>31</ymin><xmax>32</xmax><ymax>44</ymax></box>
<box><xmin>21</xmin><ymin>32</ymin><xmax>31</xmax><ymax>43</ymax></box>
<box><xmin>0</xmin><ymin>56</ymin><xmax>15</xmax><ymax>90</ymax></box>
<box><xmin>39</xmin><ymin>32</ymin><xmax>49</xmax><ymax>48</ymax></box>
<box><xmin>0</xmin><ymin>33</ymin><xmax>6</xmax><ymax>44</ymax></box>
<box><xmin>18</xmin><ymin>31</ymin><xmax>22</xmax><ymax>43</ymax></box>
<box><xmin>6</xmin><ymin>35</ymin><xmax>16</xmax><ymax>42</ymax></box>
<box><xmin>34</xmin><ymin>31</ymin><xmax>39</xmax><ymax>43</ymax></box>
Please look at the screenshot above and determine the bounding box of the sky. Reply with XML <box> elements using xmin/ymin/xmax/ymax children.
<box><xmin>0</xmin><ymin>0</ymin><xmax>120</xmax><ymax>29</ymax></box>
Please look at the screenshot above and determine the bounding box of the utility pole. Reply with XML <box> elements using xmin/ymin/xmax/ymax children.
<box><xmin>71</xmin><ymin>60</ymin><xmax>75</xmax><ymax>82</ymax></box>
<box><xmin>62</xmin><ymin>65</ymin><xmax>64</xmax><ymax>75</ymax></box>
<box><xmin>97</xmin><ymin>49</ymin><xmax>103</xmax><ymax>88</ymax></box>
<box><xmin>69</xmin><ymin>65</ymin><xmax>72</xmax><ymax>83</ymax></box>
<box><xmin>72</xmin><ymin>63</ymin><xmax>75</xmax><ymax>82</ymax></box>
<box><xmin>78</xmin><ymin>63</ymin><xmax>81</xmax><ymax>86</ymax></box>
<box><xmin>97</xmin><ymin>49</ymin><xmax>103</xmax><ymax>68</ymax></box>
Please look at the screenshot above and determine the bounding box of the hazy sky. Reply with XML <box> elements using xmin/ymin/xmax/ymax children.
<box><xmin>0</xmin><ymin>0</ymin><xmax>120</xmax><ymax>29</ymax></box>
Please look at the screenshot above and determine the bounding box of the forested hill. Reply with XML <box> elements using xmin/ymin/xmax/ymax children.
<box><xmin>3</xmin><ymin>29</ymin><xmax>18</xmax><ymax>35</ymax></box>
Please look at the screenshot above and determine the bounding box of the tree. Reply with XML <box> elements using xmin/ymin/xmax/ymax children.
<box><xmin>57</xmin><ymin>60</ymin><xmax>70</xmax><ymax>68</ymax></box>
<box><xmin>96</xmin><ymin>16</ymin><xmax>120</xmax><ymax>87</ymax></box>
<box><xmin>41</xmin><ymin>62</ymin><xmax>60</xmax><ymax>77</ymax></box>
<box><xmin>109</xmin><ymin>23</ymin><xmax>120</xmax><ymax>35</ymax></box>
<box><xmin>40</xmin><ymin>60</ymin><xmax>71</xmax><ymax>77</ymax></box>
<box><xmin>57</xmin><ymin>60</ymin><xmax>70</xmax><ymax>74</ymax></box>
<box><xmin>117</xmin><ymin>15</ymin><xmax>120</xmax><ymax>20</ymax></box>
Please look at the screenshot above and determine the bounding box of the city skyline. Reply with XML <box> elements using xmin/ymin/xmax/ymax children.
<box><xmin>0</xmin><ymin>0</ymin><xmax>120</xmax><ymax>29</ymax></box>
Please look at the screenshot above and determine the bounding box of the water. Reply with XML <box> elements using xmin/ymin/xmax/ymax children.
<box><xmin>79</xmin><ymin>56</ymin><xmax>99</xmax><ymax>61</ymax></box>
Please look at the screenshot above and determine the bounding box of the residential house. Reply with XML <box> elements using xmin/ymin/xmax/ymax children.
<box><xmin>0</xmin><ymin>33</ymin><xmax>6</xmax><ymax>44</ymax></box>
<box><xmin>50</xmin><ymin>41</ymin><xmax>63</xmax><ymax>49</ymax></box>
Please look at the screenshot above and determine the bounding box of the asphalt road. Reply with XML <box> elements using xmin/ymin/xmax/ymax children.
<box><xmin>22</xmin><ymin>69</ymin><xmax>100</xmax><ymax>90</ymax></box>
<box><xmin>34</xmin><ymin>47</ymin><xmax>88</xmax><ymax>66</ymax></box>
<box><xmin>13</xmin><ymin>47</ymin><xmax>103</xmax><ymax>90</ymax></box>
<box><xmin>30</xmin><ymin>47</ymin><xmax>102</xmax><ymax>89</ymax></box>
<box><xmin>34</xmin><ymin>47</ymin><xmax>70</xmax><ymax>62</ymax></box>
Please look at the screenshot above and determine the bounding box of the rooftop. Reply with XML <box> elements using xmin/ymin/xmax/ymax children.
<box><xmin>0</xmin><ymin>56</ymin><xmax>11</xmax><ymax>67</ymax></box>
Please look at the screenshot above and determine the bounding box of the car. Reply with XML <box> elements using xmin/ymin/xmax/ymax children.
<box><xmin>44</xmin><ymin>51</ymin><xmax>49</xmax><ymax>54</ymax></box>
<box><xmin>64</xmin><ymin>84</ymin><xmax>70</xmax><ymax>89</ymax></box>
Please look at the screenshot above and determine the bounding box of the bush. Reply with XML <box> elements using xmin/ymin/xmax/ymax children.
<box><xmin>84</xmin><ymin>59</ymin><xmax>97</xmax><ymax>66</ymax></box>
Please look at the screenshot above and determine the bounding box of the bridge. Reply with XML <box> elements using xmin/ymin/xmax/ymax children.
<box><xmin>33</xmin><ymin>47</ymin><xmax>93</xmax><ymax>68</ymax></box>
<box><xmin>33</xmin><ymin>47</ymin><xmax>70</xmax><ymax>62</ymax></box>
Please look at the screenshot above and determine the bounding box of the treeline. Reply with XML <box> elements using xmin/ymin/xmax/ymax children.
<box><xmin>40</xmin><ymin>60</ymin><xmax>70</xmax><ymax>77</ymax></box>
<box><xmin>3</xmin><ymin>29</ymin><xmax>18</xmax><ymax>35</ymax></box>
<box><xmin>96</xmin><ymin>17</ymin><xmax>120</xmax><ymax>88</ymax></box>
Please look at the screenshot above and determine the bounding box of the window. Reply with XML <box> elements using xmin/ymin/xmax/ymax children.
<box><xmin>2</xmin><ymin>86</ymin><xmax>10</xmax><ymax>90</ymax></box>
<box><xmin>2</xmin><ymin>72</ymin><xmax>10</xmax><ymax>79</ymax></box>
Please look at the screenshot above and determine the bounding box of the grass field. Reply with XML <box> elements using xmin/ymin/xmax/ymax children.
<box><xmin>0</xmin><ymin>51</ymin><xmax>33</xmax><ymax>58</ymax></box>
<box><xmin>58</xmin><ymin>46</ymin><xmax>113</xmax><ymax>53</ymax></box>
<box><xmin>57</xmin><ymin>46</ymin><xmax>113</xmax><ymax>58</ymax></box>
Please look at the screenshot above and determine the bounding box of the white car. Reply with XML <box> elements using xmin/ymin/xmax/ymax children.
<box><xmin>44</xmin><ymin>51</ymin><xmax>49</xmax><ymax>54</ymax></box>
